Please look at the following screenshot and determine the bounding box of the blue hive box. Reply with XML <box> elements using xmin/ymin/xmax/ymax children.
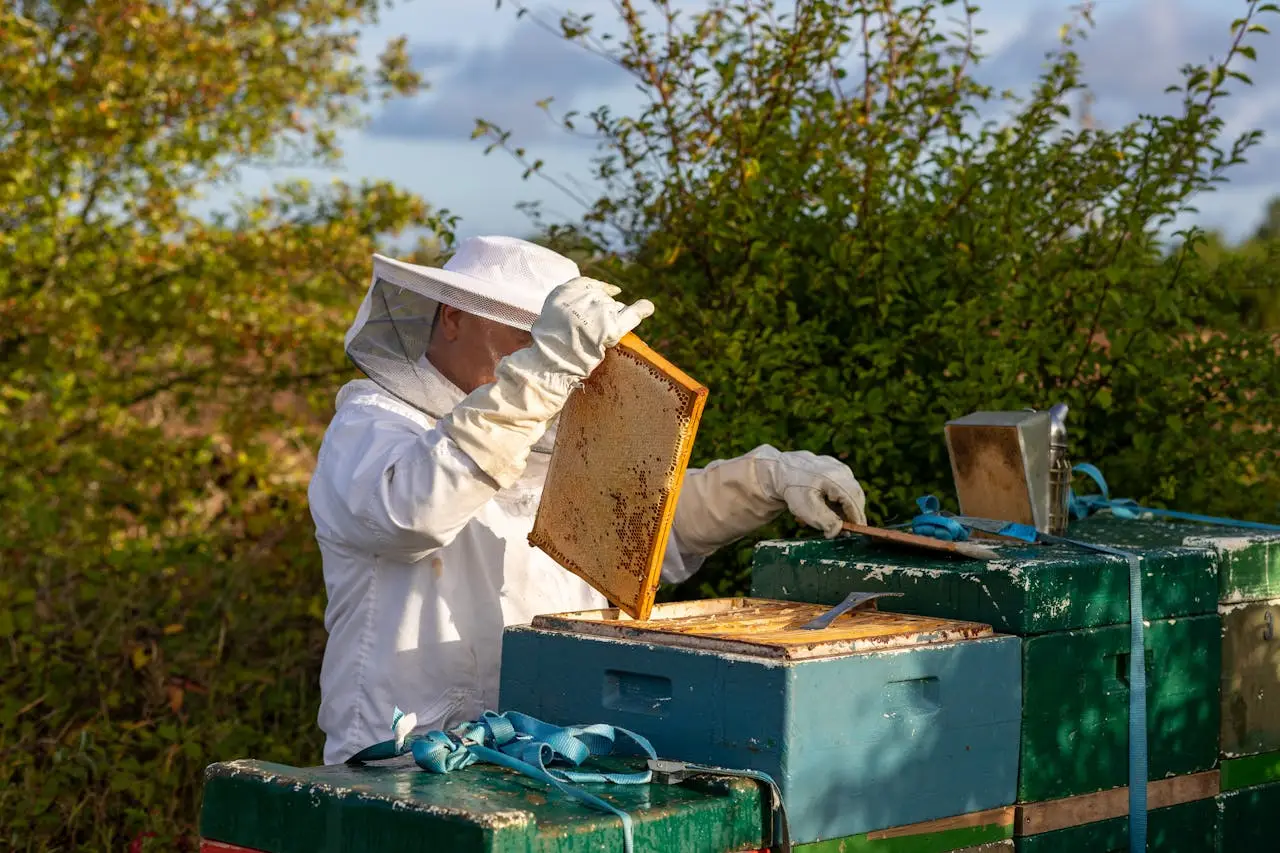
<box><xmin>499</xmin><ymin>597</ymin><xmax>1022</xmax><ymax>845</ymax></box>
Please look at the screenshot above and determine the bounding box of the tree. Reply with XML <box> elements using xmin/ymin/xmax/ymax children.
<box><xmin>482</xmin><ymin>0</ymin><xmax>1280</xmax><ymax>597</ymax></box>
<box><xmin>1253</xmin><ymin>195</ymin><xmax>1280</xmax><ymax>242</ymax></box>
<box><xmin>1177</xmin><ymin>195</ymin><xmax>1280</xmax><ymax>330</ymax></box>
<box><xmin>0</xmin><ymin>1</ymin><xmax>453</xmax><ymax>847</ymax></box>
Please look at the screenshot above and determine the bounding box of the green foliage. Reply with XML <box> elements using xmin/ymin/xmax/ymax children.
<box><xmin>486</xmin><ymin>0</ymin><xmax>1280</xmax><ymax>599</ymax></box>
<box><xmin>5</xmin><ymin>0</ymin><xmax>1280</xmax><ymax>847</ymax></box>
<box><xmin>0</xmin><ymin>1</ymin><xmax>451</xmax><ymax>848</ymax></box>
<box><xmin>1182</xmin><ymin>196</ymin><xmax>1280</xmax><ymax>330</ymax></box>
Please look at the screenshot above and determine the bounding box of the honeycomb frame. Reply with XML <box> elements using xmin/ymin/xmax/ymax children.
<box><xmin>529</xmin><ymin>333</ymin><xmax>708</xmax><ymax>621</ymax></box>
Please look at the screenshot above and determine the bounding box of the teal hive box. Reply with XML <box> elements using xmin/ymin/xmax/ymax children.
<box><xmin>198</xmin><ymin>756</ymin><xmax>768</xmax><ymax>852</ymax></box>
<box><xmin>751</xmin><ymin>516</ymin><xmax>1223</xmax><ymax>803</ymax></box>
<box><xmin>499</xmin><ymin>598</ymin><xmax>1022</xmax><ymax>845</ymax></box>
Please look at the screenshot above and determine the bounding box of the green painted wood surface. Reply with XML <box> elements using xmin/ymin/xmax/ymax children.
<box><xmin>1054</xmin><ymin>518</ymin><xmax>1280</xmax><ymax>603</ymax></box>
<box><xmin>1019</xmin><ymin>614</ymin><xmax>1220</xmax><ymax>802</ymax></box>
<box><xmin>751</xmin><ymin>517</ymin><xmax>1218</xmax><ymax>635</ymax></box>
<box><xmin>790</xmin><ymin>815</ymin><xmax>1012</xmax><ymax>852</ymax></box>
<box><xmin>1216</xmin><ymin>780</ymin><xmax>1280</xmax><ymax>849</ymax></box>
<box><xmin>199</xmin><ymin>757</ymin><xmax>765</xmax><ymax>853</ymax></box>
<box><xmin>1067</xmin><ymin>518</ymin><xmax>1280</xmax><ymax>603</ymax></box>
<box><xmin>1013</xmin><ymin>799</ymin><xmax>1216</xmax><ymax>852</ymax></box>
<box><xmin>1221</xmin><ymin>750</ymin><xmax>1280</xmax><ymax>792</ymax></box>
<box><xmin>1220</xmin><ymin>598</ymin><xmax>1280</xmax><ymax>758</ymax></box>
<box><xmin>1191</xmin><ymin>531</ymin><xmax>1280</xmax><ymax>604</ymax></box>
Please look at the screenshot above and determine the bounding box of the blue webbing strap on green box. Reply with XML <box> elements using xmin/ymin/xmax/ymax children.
<box><xmin>910</xmin><ymin>493</ymin><xmax>1149</xmax><ymax>852</ymax></box>
<box><xmin>348</xmin><ymin>709</ymin><xmax>654</xmax><ymax>853</ymax></box>
<box><xmin>912</xmin><ymin>465</ymin><xmax>1280</xmax><ymax>853</ymax></box>
<box><xmin>347</xmin><ymin>707</ymin><xmax>791</xmax><ymax>853</ymax></box>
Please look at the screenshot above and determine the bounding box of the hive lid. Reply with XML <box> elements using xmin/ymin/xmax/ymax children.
<box><xmin>529</xmin><ymin>597</ymin><xmax>993</xmax><ymax>661</ymax></box>
<box><xmin>529</xmin><ymin>333</ymin><xmax>708</xmax><ymax>620</ymax></box>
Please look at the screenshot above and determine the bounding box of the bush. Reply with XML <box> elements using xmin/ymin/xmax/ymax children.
<box><xmin>3</xmin><ymin>0</ymin><xmax>1279</xmax><ymax>847</ymax></box>
<box><xmin>486</xmin><ymin>0</ymin><xmax>1280</xmax><ymax>599</ymax></box>
<box><xmin>0</xmin><ymin>2</ymin><xmax>449</xmax><ymax>847</ymax></box>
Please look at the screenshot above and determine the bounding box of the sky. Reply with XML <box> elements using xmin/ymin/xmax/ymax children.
<box><xmin>206</xmin><ymin>0</ymin><xmax>1280</xmax><ymax>244</ymax></box>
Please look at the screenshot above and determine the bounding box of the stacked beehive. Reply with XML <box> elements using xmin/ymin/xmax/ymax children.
<box><xmin>751</xmin><ymin>515</ymin><xmax>1275</xmax><ymax>850</ymax></box>
<box><xmin>196</xmin><ymin>515</ymin><xmax>1278</xmax><ymax>853</ymax></box>
<box><xmin>1194</xmin><ymin>526</ymin><xmax>1280</xmax><ymax>850</ymax></box>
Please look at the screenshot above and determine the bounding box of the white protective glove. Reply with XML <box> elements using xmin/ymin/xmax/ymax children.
<box><xmin>440</xmin><ymin>277</ymin><xmax>653</xmax><ymax>488</ymax></box>
<box><xmin>672</xmin><ymin>444</ymin><xmax>867</xmax><ymax>556</ymax></box>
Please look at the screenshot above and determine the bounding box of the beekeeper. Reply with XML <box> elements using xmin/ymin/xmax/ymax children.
<box><xmin>309</xmin><ymin>235</ymin><xmax>868</xmax><ymax>764</ymax></box>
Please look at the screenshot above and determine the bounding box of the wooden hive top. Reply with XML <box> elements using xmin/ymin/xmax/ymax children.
<box><xmin>529</xmin><ymin>597</ymin><xmax>994</xmax><ymax>661</ymax></box>
<box><xmin>529</xmin><ymin>333</ymin><xmax>708</xmax><ymax>621</ymax></box>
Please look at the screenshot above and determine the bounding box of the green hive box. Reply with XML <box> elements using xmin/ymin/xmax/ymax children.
<box><xmin>199</xmin><ymin>757</ymin><xmax>767</xmax><ymax>853</ymax></box>
<box><xmin>1069</xmin><ymin>520</ymin><xmax>1280</xmax><ymax>760</ymax></box>
<box><xmin>1044</xmin><ymin>519</ymin><xmax>1280</xmax><ymax>760</ymax></box>
<box><xmin>1216</xmin><ymin>780</ymin><xmax>1280</xmax><ymax>849</ymax></box>
<box><xmin>1185</xmin><ymin>528</ymin><xmax>1280</xmax><ymax>604</ymax></box>
<box><xmin>752</xmin><ymin>516</ymin><xmax>1223</xmax><ymax>803</ymax></box>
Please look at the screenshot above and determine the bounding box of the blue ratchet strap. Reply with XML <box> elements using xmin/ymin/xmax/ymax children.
<box><xmin>910</xmin><ymin>495</ymin><xmax>971</xmax><ymax>541</ymax></box>
<box><xmin>1069</xmin><ymin>463</ymin><xmax>1280</xmax><ymax>532</ymax></box>
<box><xmin>348</xmin><ymin>709</ymin><xmax>657</xmax><ymax>853</ymax></box>
<box><xmin>1059</xmin><ymin>467</ymin><xmax>1156</xmax><ymax>852</ymax></box>
<box><xmin>911</xmin><ymin>495</ymin><xmax>1040</xmax><ymax>543</ymax></box>
<box><xmin>909</xmin><ymin>493</ymin><xmax>1148</xmax><ymax>853</ymax></box>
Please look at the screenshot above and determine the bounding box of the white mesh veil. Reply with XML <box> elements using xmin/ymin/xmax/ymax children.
<box><xmin>344</xmin><ymin>236</ymin><xmax>581</xmax><ymax>416</ymax></box>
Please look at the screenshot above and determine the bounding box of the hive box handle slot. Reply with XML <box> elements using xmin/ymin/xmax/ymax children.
<box><xmin>1112</xmin><ymin>649</ymin><xmax>1154</xmax><ymax>687</ymax></box>
<box><xmin>883</xmin><ymin>676</ymin><xmax>941</xmax><ymax>720</ymax></box>
<box><xmin>603</xmin><ymin>670</ymin><xmax>673</xmax><ymax>717</ymax></box>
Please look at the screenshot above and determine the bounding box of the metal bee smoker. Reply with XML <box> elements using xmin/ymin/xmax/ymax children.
<box><xmin>943</xmin><ymin>404</ymin><xmax>1072</xmax><ymax>535</ymax></box>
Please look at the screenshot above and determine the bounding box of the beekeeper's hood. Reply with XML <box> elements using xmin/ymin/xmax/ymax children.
<box><xmin>344</xmin><ymin>235</ymin><xmax>581</xmax><ymax>416</ymax></box>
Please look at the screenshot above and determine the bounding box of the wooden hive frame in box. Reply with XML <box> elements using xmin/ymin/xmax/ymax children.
<box><xmin>529</xmin><ymin>333</ymin><xmax>708</xmax><ymax>621</ymax></box>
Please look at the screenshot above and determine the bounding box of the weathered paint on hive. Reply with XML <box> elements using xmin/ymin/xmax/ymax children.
<box><xmin>1013</xmin><ymin>798</ymin><xmax>1216</xmax><ymax>852</ymax></box>
<box><xmin>1018</xmin><ymin>614</ymin><xmax>1220</xmax><ymax>802</ymax></box>
<box><xmin>199</xmin><ymin>756</ymin><xmax>764</xmax><ymax>853</ymax></box>
<box><xmin>1220</xmin><ymin>598</ymin><xmax>1280</xmax><ymax>758</ymax></box>
<box><xmin>500</xmin><ymin>623</ymin><xmax>1022</xmax><ymax>844</ymax></box>
<box><xmin>1185</xmin><ymin>529</ymin><xmax>1280</xmax><ymax>603</ymax></box>
<box><xmin>1048</xmin><ymin>515</ymin><xmax>1280</xmax><ymax>602</ymax></box>
<box><xmin>1216</xmin><ymin>779</ymin><xmax>1280</xmax><ymax>848</ymax></box>
<box><xmin>752</xmin><ymin>516</ymin><xmax>1219</xmax><ymax>636</ymax></box>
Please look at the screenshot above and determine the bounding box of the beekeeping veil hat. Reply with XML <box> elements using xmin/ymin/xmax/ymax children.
<box><xmin>344</xmin><ymin>235</ymin><xmax>582</xmax><ymax>415</ymax></box>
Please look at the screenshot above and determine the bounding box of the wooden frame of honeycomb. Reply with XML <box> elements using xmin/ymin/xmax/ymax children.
<box><xmin>530</xmin><ymin>598</ymin><xmax>993</xmax><ymax>661</ymax></box>
<box><xmin>529</xmin><ymin>333</ymin><xmax>708</xmax><ymax>621</ymax></box>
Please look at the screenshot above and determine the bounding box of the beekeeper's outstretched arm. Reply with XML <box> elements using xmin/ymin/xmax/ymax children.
<box><xmin>310</xmin><ymin>278</ymin><xmax>653</xmax><ymax>560</ymax></box>
<box><xmin>671</xmin><ymin>446</ymin><xmax>868</xmax><ymax>559</ymax></box>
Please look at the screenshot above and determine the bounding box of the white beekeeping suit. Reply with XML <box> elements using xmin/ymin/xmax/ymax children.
<box><xmin>309</xmin><ymin>236</ymin><xmax>867</xmax><ymax>764</ymax></box>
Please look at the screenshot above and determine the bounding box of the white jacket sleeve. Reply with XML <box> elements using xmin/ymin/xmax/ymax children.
<box><xmin>309</xmin><ymin>400</ymin><xmax>501</xmax><ymax>559</ymax></box>
<box><xmin>659</xmin><ymin>526</ymin><xmax>708</xmax><ymax>585</ymax></box>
